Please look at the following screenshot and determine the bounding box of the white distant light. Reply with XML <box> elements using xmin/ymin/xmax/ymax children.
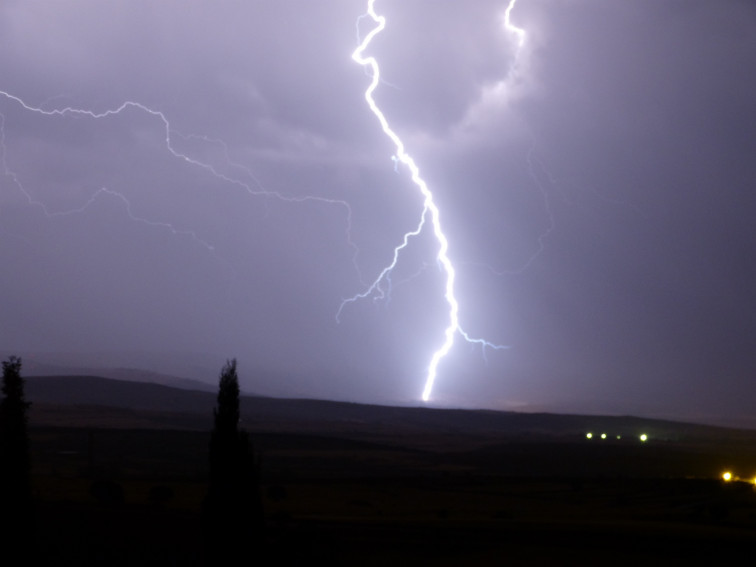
<box><xmin>600</xmin><ymin>433</ymin><xmax>607</xmax><ymax>440</ymax></box>
<box><xmin>722</xmin><ymin>471</ymin><xmax>732</xmax><ymax>482</ymax></box>
<box><xmin>639</xmin><ymin>434</ymin><xmax>648</xmax><ymax>442</ymax></box>
<box><xmin>586</xmin><ymin>432</ymin><xmax>593</xmax><ymax>439</ymax></box>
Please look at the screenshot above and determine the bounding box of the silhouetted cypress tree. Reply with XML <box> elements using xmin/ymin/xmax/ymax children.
<box><xmin>202</xmin><ymin>359</ymin><xmax>264</xmax><ymax>564</ymax></box>
<box><xmin>0</xmin><ymin>355</ymin><xmax>34</xmax><ymax>547</ymax></box>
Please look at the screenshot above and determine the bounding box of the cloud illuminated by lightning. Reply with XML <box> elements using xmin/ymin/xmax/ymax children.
<box><xmin>346</xmin><ymin>0</ymin><xmax>507</xmax><ymax>402</ymax></box>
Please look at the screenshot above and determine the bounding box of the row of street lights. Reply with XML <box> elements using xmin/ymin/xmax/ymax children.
<box><xmin>584</xmin><ymin>433</ymin><xmax>754</xmax><ymax>484</ymax></box>
<box><xmin>585</xmin><ymin>432</ymin><xmax>648</xmax><ymax>442</ymax></box>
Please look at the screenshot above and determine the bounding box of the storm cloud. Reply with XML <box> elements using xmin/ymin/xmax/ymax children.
<box><xmin>1</xmin><ymin>1</ymin><xmax>754</xmax><ymax>423</ymax></box>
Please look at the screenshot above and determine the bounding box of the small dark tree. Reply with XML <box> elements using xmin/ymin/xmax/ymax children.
<box><xmin>202</xmin><ymin>359</ymin><xmax>264</xmax><ymax>564</ymax></box>
<box><xmin>1</xmin><ymin>356</ymin><xmax>31</xmax><ymax>496</ymax></box>
<box><xmin>0</xmin><ymin>356</ymin><xmax>34</xmax><ymax>546</ymax></box>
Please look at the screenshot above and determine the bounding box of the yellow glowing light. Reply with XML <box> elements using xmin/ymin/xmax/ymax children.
<box><xmin>639</xmin><ymin>434</ymin><xmax>648</xmax><ymax>442</ymax></box>
<box><xmin>600</xmin><ymin>433</ymin><xmax>607</xmax><ymax>439</ymax></box>
<box><xmin>586</xmin><ymin>432</ymin><xmax>593</xmax><ymax>439</ymax></box>
<box><xmin>722</xmin><ymin>472</ymin><xmax>732</xmax><ymax>482</ymax></box>
<box><xmin>616</xmin><ymin>435</ymin><xmax>621</xmax><ymax>440</ymax></box>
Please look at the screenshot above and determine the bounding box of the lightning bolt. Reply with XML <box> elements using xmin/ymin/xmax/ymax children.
<box><xmin>0</xmin><ymin>91</ymin><xmax>361</xmax><ymax>275</ymax></box>
<box><xmin>347</xmin><ymin>0</ymin><xmax>510</xmax><ymax>402</ymax></box>
<box><xmin>504</xmin><ymin>0</ymin><xmax>526</xmax><ymax>50</ymax></box>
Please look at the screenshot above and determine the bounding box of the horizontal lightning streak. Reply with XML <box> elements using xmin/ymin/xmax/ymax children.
<box><xmin>0</xmin><ymin>91</ymin><xmax>361</xmax><ymax>276</ymax></box>
<box><xmin>1</xmin><ymin>110</ymin><xmax>217</xmax><ymax>251</ymax></box>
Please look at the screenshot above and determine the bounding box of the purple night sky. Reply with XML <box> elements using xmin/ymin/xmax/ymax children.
<box><xmin>1</xmin><ymin>1</ymin><xmax>754</xmax><ymax>424</ymax></box>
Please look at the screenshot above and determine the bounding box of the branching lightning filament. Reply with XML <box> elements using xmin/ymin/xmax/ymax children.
<box><xmin>347</xmin><ymin>0</ymin><xmax>506</xmax><ymax>402</ymax></box>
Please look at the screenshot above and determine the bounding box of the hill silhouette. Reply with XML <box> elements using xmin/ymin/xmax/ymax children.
<box><xmin>24</xmin><ymin>374</ymin><xmax>754</xmax><ymax>447</ymax></box>
<box><xmin>23</xmin><ymin>374</ymin><xmax>756</xmax><ymax>563</ymax></box>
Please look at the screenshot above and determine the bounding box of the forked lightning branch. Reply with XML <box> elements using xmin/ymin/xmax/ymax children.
<box><xmin>344</xmin><ymin>0</ymin><xmax>523</xmax><ymax>401</ymax></box>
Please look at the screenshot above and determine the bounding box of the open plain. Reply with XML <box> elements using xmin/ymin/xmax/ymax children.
<box><xmin>24</xmin><ymin>375</ymin><xmax>756</xmax><ymax>565</ymax></box>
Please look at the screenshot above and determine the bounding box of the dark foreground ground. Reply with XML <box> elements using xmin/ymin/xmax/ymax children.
<box><xmin>24</xmin><ymin>419</ymin><xmax>756</xmax><ymax>564</ymax></box>
<box><xmin>31</xmin><ymin>473</ymin><xmax>756</xmax><ymax>566</ymax></box>
<box><xmin>16</xmin><ymin>376</ymin><xmax>756</xmax><ymax>565</ymax></box>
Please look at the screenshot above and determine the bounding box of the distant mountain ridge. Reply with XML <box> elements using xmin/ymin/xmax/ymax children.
<box><xmin>23</xmin><ymin>375</ymin><xmax>755</xmax><ymax>447</ymax></box>
<box><xmin>22</xmin><ymin>363</ymin><xmax>216</xmax><ymax>392</ymax></box>
<box><xmin>26</xmin><ymin>375</ymin><xmax>215</xmax><ymax>413</ymax></box>
<box><xmin>11</xmin><ymin>352</ymin><xmax>756</xmax><ymax>429</ymax></box>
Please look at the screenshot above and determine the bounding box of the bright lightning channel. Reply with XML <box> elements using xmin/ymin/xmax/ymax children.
<box><xmin>347</xmin><ymin>0</ymin><xmax>510</xmax><ymax>402</ymax></box>
<box><xmin>504</xmin><ymin>0</ymin><xmax>526</xmax><ymax>50</ymax></box>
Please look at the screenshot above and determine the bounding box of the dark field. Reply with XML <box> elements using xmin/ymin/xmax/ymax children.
<box><xmin>21</xmin><ymin>376</ymin><xmax>756</xmax><ymax>565</ymax></box>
